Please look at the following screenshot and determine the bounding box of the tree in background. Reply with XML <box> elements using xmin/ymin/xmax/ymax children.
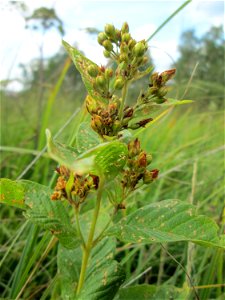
<box><xmin>174</xmin><ymin>26</ymin><xmax>224</xmax><ymax>108</ymax></box>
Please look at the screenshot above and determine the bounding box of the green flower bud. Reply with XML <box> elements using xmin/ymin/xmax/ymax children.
<box><xmin>98</xmin><ymin>32</ymin><xmax>107</xmax><ymax>45</ymax></box>
<box><xmin>128</xmin><ymin>39</ymin><xmax>136</xmax><ymax>50</ymax></box>
<box><xmin>158</xmin><ymin>87</ymin><xmax>168</xmax><ymax>97</ymax></box>
<box><xmin>115</xmin><ymin>29</ymin><xmax>122</xmax><ymax>41</ymax></box>
<box><xmin>161</xmin><ymin>68</ymin><xmax>176</xmax><ymax>82</ymax></box>
<box><xmin>114</xmin><ymin>77</ymin><xmax>125</xmax><ymax>90</ymax></box>
<box><xmin>143</xmin><ymin>170</ymin><xmax>153</xmax><ymax>184</ymax></box>
<box><xmin>141</xmin><ymin>56</ymin><xmax>148</xmax><ymax>65</ymax></box>
<box><xmin>137</xmin><ymin>151</ymin><xmax>147</xmax><ymax>169</ymax></box>
<box><xmin>128</xmin><ymin>138</ymin><xmax>141</xmax><ymax>157</ymax></box>
<box><xmin>146</xmin><ymin>154</ymin><xmax>152</xmax><ymax>165</ymax></box>
<box><xmin>103</xmin><ymin>40</ymin><xmax>113</xmax><ymax>52</ymax></box>
<box><xmin>119</xmin><ymin>53</ymin><xmax>128</xmax><ymax>63</ymax></box>
<box><xmin>121</xmin><ymin>22</ymin><xmax>129</xmax><ymax>33</ymax></box>
<box><xmin>104</xmin><ymin>23</ymin><xmax>116</xmax><ymax>38</ymax></box>
<box><xmin>96</xmin><ymin>75</ymin><xmax>106</xmax><ymax>89</ymax></box>
<box><xmin>120</xmin><ymin>42</ymin><xmax>129</xmax><ymax>54</ymax></box>
<box><xmin>122</xmin><ymin>33</ymin><xmax>131</xmax><ymax>43</ymax></box>
<box><xmin>155</xmin><ymin>98</ymin><xmax>166</xmax><ymax>104</ymax></box>
<box><xmin>123</xmin><ymin>106</ymin><xmax>133</xmax><ymax>118</ymax></box>
<box><xmin>86</xmin><ymin>95</ymin><xmax>98</xmax><ymax>113</ymax></box>
<box><xmin>133</xmin><ymin>42</ymin><xmax>147</xmax><ymax>57</ymax></box>
<box><xmin>121</xmin><ymin>117</ymin><xmax>131</xmax><ymax>126</ymax></box>
<box><xmin>128</xmin><ymin>123</ymin><xmax>140</xmax><ymax>130</ymax></box>
<box><xmin>87</xmin><ymin>64</ymin><xmax>99</xmax><ymax>77</ymax></box>
<box><xmin>118</xmin><ymin>61</ymin><xmax>127</xmax><ymax>70</ymax></box>
<box><xmin>112</xmin><ymin>120</ymin><xmax>121</xmax><ymax>133</ymax></box>
<box><xmin>105</xmin><ymin>68</ymin><xmax>114</xmax><ymax>78</ymax></box>
<box><xmin>108</xmin><ymin>102</ymin><xmax>118</xmax><ymax>115</ymax></box>
<box><xmin>103</xmin><ymin>50</ymin><xmax>111</xmax><ymax>58</ymax></box>
<box><xmin>91</xmin><ymin>114</ymin><xmax>103</xmax><ymax>131</ymax></box>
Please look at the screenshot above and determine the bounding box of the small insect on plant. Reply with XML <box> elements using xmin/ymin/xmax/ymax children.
<box><xmin>0</xmin><ymin>22</ymin><xmax>224</xmax><ymax>300</ymax></box>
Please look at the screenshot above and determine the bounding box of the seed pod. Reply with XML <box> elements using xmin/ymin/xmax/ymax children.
<box><xmin>121</xmin><ymin>22</ymin><xmax>129</xmax><ymax>33</ymax></box>
<box><xmin>104</xmin><ymin>24</ymin><xmax>116</xmax><ymax>38</ymax></box>
<box><xmin>98</xmin><ymin>32</ymin><xmax>107</xmax><ymax>45</ymax></box>
<box><xmin>103</xmin><ymin>40</ymin><xmax>113</xmax><ymax>51</ymax></box>
<box><xmin>133</xmin><ymin>42</ymin><xmax>146</xmax><ymax>57</ymax></box>
<box><xmin>114</xmin><ymin>77</ymin><xmax>125</xmax><ymax>90</ymax></box>
<box><xmin>87</xmin><ymin>64</ymin><xmax>99</xmax><ymax>77</ymax></box>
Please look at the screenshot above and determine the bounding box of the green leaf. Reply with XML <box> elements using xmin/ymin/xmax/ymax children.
<box><xmin>133</xmin><ymin>66</ymin><xmax>154</xmax><ymax>81</ymax></box>
<box><xmin>77</xmin><ymin>122</ymin><xmax>101</xmax><ymax>153</ymax></box>
<box><xmin>57</xmin><ymin>244</ymin><xmax>82</xmax><ymax>300</ymax></box>
<box><xmin>107</xmin><ymin>199</ymin><xmax>224</xmax><ymax>249</ymax></box>
<box><xmin>118</xmin><ymin>285</ymin><xmax>156</xmax><ymax>300</ymax></box>
<box><xmin>0</xmin><ymin>178</ymin><xmax>26</xmax><ymax>209</ymax></box>
<box><xmin>57</xmin><ymin>237</ymin><xmax>125</xmax><ymax>300</ymax></box>
<box><xmin>21</xmin><ymin>180</ymin><xmax>80</xmax><ymax>249</ymax></box>
<box><xmin>132</xmin><ymin>98</ymin><xmax>193</xmax><ymax>125</ymax></box>
<box><xmin>78</xmin><ymin>237</ymin><xmax>125</xmax><ymax>300</ymax></box>
<box><xmin>85</xmin><ymin>141</ymin><xmax>128</xmax><ymax>177</ymax></box>
<box><xmin>62</xmin><ymin>40</ymin><xmax>108</xmax><ymax>104</ymax></box>
<box><xmin>46</xmin><ymin>129</ymin><xmax>79</xmax><ymax>165</ymax></box>
<box><xmin>118</xmin><ymin>284</ymin><xmax>188</xmax><ymax>300</ymax></box>
<box><xmin>166</xmin><ymin>98</ymin><xmax>193</xmax><ymax>105</ymax></box>
<box><xmin>46</xmin><ymin>129</ymin><xmax>128</xmax><ymax>177</ymax></box>
<box><xmin>79</xmin><ymin>209</ymin><xmax>111</xmax><ymax>244</ymax></box>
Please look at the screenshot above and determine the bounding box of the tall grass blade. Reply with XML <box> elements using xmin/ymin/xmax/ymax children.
<box><xmin>146</xmin><ymin>0</ymin><xmax>191</xmax><ymax>42</ymax></box>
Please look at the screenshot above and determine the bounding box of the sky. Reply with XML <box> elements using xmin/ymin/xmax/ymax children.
<box><xmin>0</xmin><ymin>0</ymin><xmax>224</xmax><ymax>90</ymax></box>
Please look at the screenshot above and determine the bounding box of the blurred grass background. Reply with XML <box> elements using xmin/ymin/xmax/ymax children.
<box><xmin>0</xmin><ymin>1</ymin><xmax>224</xmax><ymax>299</ymax></box>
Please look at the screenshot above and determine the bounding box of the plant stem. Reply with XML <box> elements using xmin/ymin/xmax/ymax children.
<box><xmin>76</xmin><ymin>178</ymin><xmax>104</xmax><ymax>295</ymax></box>
<box><xmin>118</xmin><ymin>81</ymin><xmax>128</xmax><ymax>121</ymax></box>
<box><xmin>74</xmin><ymin>206</ymin><xmax>86</xmax><ymax>249</ymax></box>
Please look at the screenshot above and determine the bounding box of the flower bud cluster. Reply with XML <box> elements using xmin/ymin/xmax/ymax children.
<box><xmin>87</xmin><ymin>64</ymin><xmax>114</xmax><ymax>100</ymax></box>
<box><xmin>121</xmin><ymin>138</ymin><xmax>159</xmax><ymax>191</ymax></box>
<box><xmin>97</xmin><ymin>22</ymin><xmax>148</xmax><ymax>84</ymax></box>
<box><xmin>51</xmin><ymin>166</ymin><xmax>99</xmax><ymax>206</ymax></box>
<box><xmin>86</xmin><ymin>95</ymin><xmax>122</xmax><ymax>137</ymax></box>
<box><xmin>137</xmin><ymin>69</ymin><xmax>176</xmax><ymax>105</ymax></box>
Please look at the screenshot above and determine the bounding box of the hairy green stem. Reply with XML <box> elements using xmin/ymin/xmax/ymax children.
<box><xmin>76</xmin><ymin>178</ymin><xmax>104</xmax><ymax>295</ymax></box>
<box><xmin>119</xmin><ymin>81</ymin><xmax>128</xmax><ymax>121</ymax></box>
